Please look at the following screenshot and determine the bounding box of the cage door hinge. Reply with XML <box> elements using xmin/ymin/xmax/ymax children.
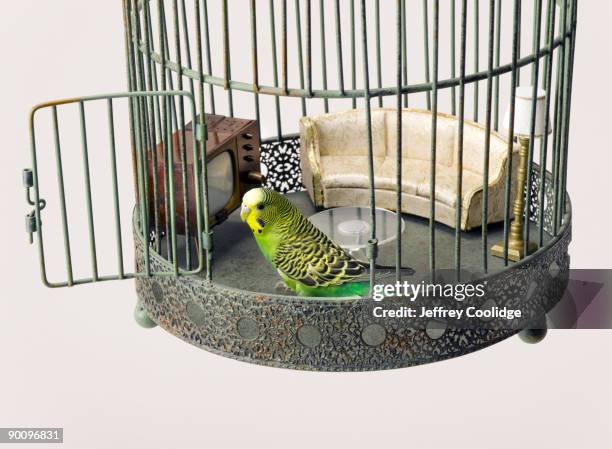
<box><xmin>195</xmin><ymin>123</ymin><xmax>208</xmax><ymax>142</ymax></box>
<box><xmin>23</xmin><ymin>168</ymin><xmax>46</xmax><ymax>244</ymax></box>
<box><xmin>25</xmin><ymin>211</ymin><xmax>39</xmax><ymax>244</ymax></box>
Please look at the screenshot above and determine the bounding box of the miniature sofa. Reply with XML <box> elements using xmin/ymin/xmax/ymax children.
<box><xmin>299</xmin><ymin>108</ymin><xmax>518</xmax><ymax>231</ymax></box>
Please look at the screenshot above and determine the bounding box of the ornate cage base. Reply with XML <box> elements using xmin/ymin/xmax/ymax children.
<box><xmin>133</xmin><ymin>199</ymin><xmax>571</xmax><ymax>372</ymax></box>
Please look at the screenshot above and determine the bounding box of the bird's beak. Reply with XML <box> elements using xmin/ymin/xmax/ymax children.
<box><xmin>240</xmin><ymin>204</ymin><xmax>251</xmax><ymax>222</ymax></box>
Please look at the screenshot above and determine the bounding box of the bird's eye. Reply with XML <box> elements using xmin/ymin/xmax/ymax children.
<box><xmin>257</xmin><ymin>204</ymin><xmax>265</xmax><ymax>210</ymax></box>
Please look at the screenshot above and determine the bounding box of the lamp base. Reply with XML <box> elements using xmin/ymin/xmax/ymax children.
<box><xmin>491</xmin><ymin>241</ymin><xmax>538</xmax><ymax>262</ymax></box>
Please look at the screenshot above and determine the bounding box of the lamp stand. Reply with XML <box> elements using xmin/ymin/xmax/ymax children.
<box><xmin>491</xmin><ymin>136</ymin><xmax>537</xmax><ymax>262</ymax></box>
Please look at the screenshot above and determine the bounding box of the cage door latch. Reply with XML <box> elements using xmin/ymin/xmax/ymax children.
<box><xmin>23</xmin><ymin>168</ymin><xmax>46</xmax><ymax>244</ymax></box>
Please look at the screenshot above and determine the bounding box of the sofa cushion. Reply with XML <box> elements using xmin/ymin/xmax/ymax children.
<box><xmin>416</xmin><ymin>166</ymin><xmax>484</xmax><ymax>208</ymax></box>
<box><xmin>314</xmin><ymin>109</ymin><xmax>387</xmax><ymax>158</ymax></box>
<box><xmin>320</xmin><ymin>156</ymin><xmax>386</xmax><ymax>190</ymax></box>
<box><xmin>375</xmin><ymin>158</ymin><xmax>429</xmax><ymax>195</ymax></box>
<box><xmin>321</xmin><ymin>156</ymin><xmax>432</xmax><ymax>195</ymax></box>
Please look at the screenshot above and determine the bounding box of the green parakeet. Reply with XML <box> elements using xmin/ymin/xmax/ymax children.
<box><xmin>240</xmin><ymin>187</ymin><xmax>383</xmax><ymax>297</ymax></box>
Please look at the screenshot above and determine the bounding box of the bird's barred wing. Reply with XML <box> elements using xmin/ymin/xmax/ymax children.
<box><xmin>272</xmin><ymin>231</ymin><xmax>368</xmax><ymax>288</ymax></box>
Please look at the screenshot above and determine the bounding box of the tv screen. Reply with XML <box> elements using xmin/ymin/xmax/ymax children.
<box><xmin>207</xmin><ymin>151</ymin><xmax>235</xmax><ymax>218</ymax></box>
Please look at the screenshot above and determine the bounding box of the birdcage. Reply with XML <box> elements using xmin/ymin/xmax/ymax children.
<box><xmin>24</xmin><ymin>0</ymin><xmax>577</xmax><ymax>371</ymax></box>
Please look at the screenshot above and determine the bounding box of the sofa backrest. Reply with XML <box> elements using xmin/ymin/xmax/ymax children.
<box><xmin>309</xmin><ymin>109</ymin><xmax>388</xmax><ymax>158</ymax></box>
<box><xmin>301</xmin><ymin>108</ymin><xmax>512</xmax><ymax>181</ymax></box>
<box><xmin>385</xmin><ymin>109</ymin><xmax>456</xmax><ymax>167</ymax></box>
<box><xmin>458</xmin><ymin>119</ymin><xmax>509</xmax><ymax>181</ymax></box>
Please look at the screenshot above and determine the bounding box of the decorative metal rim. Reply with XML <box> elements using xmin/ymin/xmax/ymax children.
<box><xmin>134</xmin><ymin>202</ymin><xmax>571</xmax><ymax>370</ymax></box>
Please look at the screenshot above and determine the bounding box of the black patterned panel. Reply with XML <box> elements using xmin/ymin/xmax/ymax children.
<box><xmin>260</xmin><ymin>136</ymin><xmax>304</xmax><ymax>193</ymax></box>
<box><xmin>528</xmin><ymin>163</ymin><xmax>557</xmax><ymax>235</ymax></box>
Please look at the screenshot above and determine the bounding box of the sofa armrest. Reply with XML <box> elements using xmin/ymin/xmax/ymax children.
<box><xmin>299</xmin><ymin>117</ymin><xmax>324</xmax><ymax>206</ymax></box>
<box><xmin>463</xmin><ymin>143</ymin><xmax>520</xmax><ymax>230</ymax></box>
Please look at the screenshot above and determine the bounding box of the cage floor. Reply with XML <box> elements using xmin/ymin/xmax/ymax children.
<box><xmin>179</xmin><ymin>191</ymin><xmax>552</xmax><ymax>295</ymax></box>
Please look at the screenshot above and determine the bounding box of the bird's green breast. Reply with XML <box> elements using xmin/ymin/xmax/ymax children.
<box><xmin>254</xmin><ymin>230</ymin><xmax>283</xmax><ymax>264</ymax></box>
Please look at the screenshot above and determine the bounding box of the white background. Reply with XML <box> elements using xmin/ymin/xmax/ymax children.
<box><xmin>1</xmin><ymin>1</ymin><xmax>611</xmax><ymax>448</ymax></box>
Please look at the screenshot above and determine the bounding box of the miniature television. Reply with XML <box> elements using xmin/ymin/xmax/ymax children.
<box><xmin>147</xmin><ymin>114</ymin><xmax>262</xmax><ymax>234</ymax></box>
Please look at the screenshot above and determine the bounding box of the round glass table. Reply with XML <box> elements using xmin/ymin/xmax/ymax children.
<box><xmin>308</xmin><ymin>206</ymin><xmax>405</xmax><ymax>253</ymax></box>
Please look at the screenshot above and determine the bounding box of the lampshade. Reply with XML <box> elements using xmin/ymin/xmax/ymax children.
<box><xmin>503</xmin><ymin>86</ymin><xmax>552</xmax><ymax>138</ymax></box>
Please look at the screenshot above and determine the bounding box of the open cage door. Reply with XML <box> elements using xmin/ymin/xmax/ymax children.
<box><xmin>24</xmin><ymin>90</ymin><xmax>210</xmax><ymax>288</ymax></box>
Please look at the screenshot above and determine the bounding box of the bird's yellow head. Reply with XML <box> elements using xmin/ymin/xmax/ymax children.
<box><xmin>240</xmin><ymin>188</ymin><xmax>289</xmax><ymax>236</ymax></box>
